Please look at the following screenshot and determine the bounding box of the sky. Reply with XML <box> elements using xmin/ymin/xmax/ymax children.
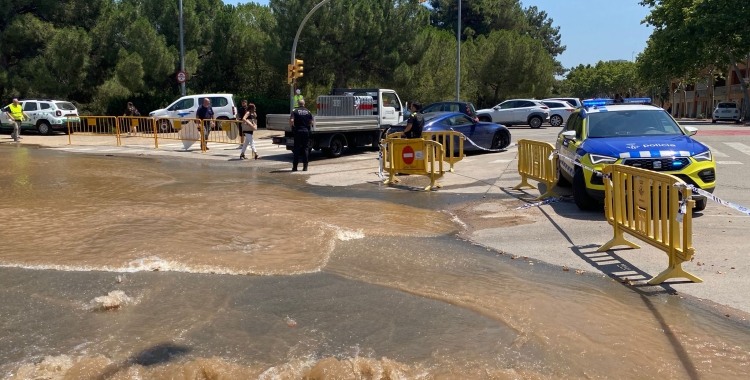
<box><xmin>224</xmin><ymin>0</ymin><xmax>653</xmax><ymax>70</ymax></box>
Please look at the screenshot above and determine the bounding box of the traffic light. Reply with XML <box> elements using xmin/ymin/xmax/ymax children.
<box><xmin>287</xmin><ymin>64</ymin><xmax>295</xmax><ymax>84</ymax></box>
<box><xmin>293</xmin><ymin>59</ymin><xmax>304</xmax><ymax>79</ymax></box>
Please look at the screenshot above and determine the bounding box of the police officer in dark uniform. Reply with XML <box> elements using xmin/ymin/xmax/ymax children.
<box><xmin>290</xmin><ymin>99</ymin><xmax>314</xmax><ymax>171</ymax></box>
<box><xmin>403</xmin><ymin>102</ymin><xmax>424</xmax><ymax>138</ymax></box>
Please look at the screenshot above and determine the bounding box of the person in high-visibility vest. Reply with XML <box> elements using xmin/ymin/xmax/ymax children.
<box><xmin>4</xmin><ymin>98</ymin><xmax>30</xmax><ymax>143</ymax></box>
<box><xmin>294</xmin><ymin>89</ymin><xmax>304</xmax><ymax>108</ymax></box>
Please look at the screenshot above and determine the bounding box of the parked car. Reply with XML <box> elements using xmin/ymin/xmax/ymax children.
<box><xmin>419</xmin><ymin>101</ymin><xmax>478</xmax><ymax>121</ymax></box>
<box><xmin>541</xmin><ymin>100</ymin><xmax>575</xmax><ymax>127</ymax></box>
<box><xmin>712</xmin><ymin>102</ymin><xmax>741</xmax><ymax>123</ymax></box>
<box><xmin>149</xmin><ymin>94</ymin><xmax>236</xmax><ymax>132</ymax></box>
<box><xmin>476</xmin><ymin>99</ymin><xmax>550</xmax><ymax>128</ymax></box>
<box><xmin>0</xmin><ymin>98</ymin><xmax>80</xmax><ymax>135</ymax></box>
<box><xmin>557</xmin><ymin>98</ymin><xmax>715</xmax><ymax>211</ymax></box>
<box><xmin>545</xmin><ymin>97</ymin><xmax>582</xmax><ymax>108</ymax></box>
<box><xmin>387</xmin><ymin>112</ymin><xmax>511</xmax><ymax>152</ymax></box>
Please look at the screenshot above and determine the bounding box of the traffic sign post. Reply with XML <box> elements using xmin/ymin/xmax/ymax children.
<box><xmin>176</xmin><ymin>71</ymin><xmax>187</xmax><ymax>84</ymax></box>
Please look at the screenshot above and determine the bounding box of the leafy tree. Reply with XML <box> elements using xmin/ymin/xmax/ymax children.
<box><xmin>563</xmin><ymin>61</ymin><xmax>641</xmax><ymax>99</ymax></box>
<box><xmin>393</xmin><ymin>28</ymin><xmax>460</xmax><ymax>104</ymax></box>
<box><xmin>641</xmin><ymin>0</ymin><xmax>750</xmax><ymax>119</ymax></box>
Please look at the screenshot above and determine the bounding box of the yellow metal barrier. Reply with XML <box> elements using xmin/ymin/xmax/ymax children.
<box><xmin>599</xmin><ymin>164</ymin><xmax>701</xmax><ymax>285</ymax></box>
<box><xmin>67</xmin><ymin>116</ymin><xmax>119</xmax><ymax>146</ymax></box>
<box><xmin>152</xmin><ymin>117</ymin><xmax>204</xmax><ymax>151</ymax></box>
<box><xmin>118</xmin><ymin>116</ymin><xmax>158</xmax><ymax>148</ymax></box>
<box><xmin>382</xmin><ymin>133</ymin><xmax>445</xmax><ymax>191</ymax></box>
<box><xmin>513</xmin><ymin>139</ymin><xmax>559</xmax><ymax>200</ymax></box>
<box><xmin>201</xmin><ymin>118</ymin><xmax>242</xmax><ymax>146</ymax></box>
<box><xmin>423</xmin><ymin>131</ymin><xmax>465</xmax><ymax>171</ymax></box>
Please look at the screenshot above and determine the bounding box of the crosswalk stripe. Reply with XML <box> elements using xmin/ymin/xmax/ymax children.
<box><xmin>702</xmin><ymin>144</ymin><xmax>729</xmax><ymax>158</ymax></box>
<box><xmin>724</xmin><ymin>142</ymin><xmax>750</xmax><ymax>156</ymax></box>
<box><xmin>489</xmin><ymin>159</ymin><xmax>512</xmax><ymax>163</ymax></box>
<box><xmin>717</xmin><ymin>161</ymin><xmax>743</xmax><ymax>165</ymax></box>
<box><xmin>347</xmin><ymin>155</ymin><xmax>377</xmax><ymax>161</ymax></box>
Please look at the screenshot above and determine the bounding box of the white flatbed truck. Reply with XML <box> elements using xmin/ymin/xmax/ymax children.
<box><xmin>268</xmin><ymin>88</ymin><xmax>405</xmax><ymax>158</ymax></box>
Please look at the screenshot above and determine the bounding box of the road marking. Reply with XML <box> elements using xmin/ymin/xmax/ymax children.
<box><xmin>702</xmin><ymin>144</ymin><xmax>729</xmax><ymax>158</ymax></box>
<box><xmin>724</xmin><ymin>142</ymin><xmax>750</xmax><ymax>156</ymax></box>
<box><xmin>347</xmin><ymin>155</ymin><xmax>377</xmax><ymax>161</ymax></box>
<box><xmin>489</xmin><ymin>159</ymin><xmax>512</xmax><ymax>163</ymax></box>
<box><xmin>717</xmin><ymin>161</ymin><xmax>743</xmax><ymax>165</ymax></box>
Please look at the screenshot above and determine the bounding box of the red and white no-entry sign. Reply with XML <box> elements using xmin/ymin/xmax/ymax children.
<box><xmin>402</xmin><ymin>145</ymin><xmax>415</xmax><ymax>165</ymax></box>
<box><xmin>176</xmin><ymin>71</ymin><xmax>187</xmax><ymax>83</ymax></box>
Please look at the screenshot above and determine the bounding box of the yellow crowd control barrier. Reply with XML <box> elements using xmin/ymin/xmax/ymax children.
<box><xmin>513</xmin><ymin>139</ymin><xmax>559</xmax><ymax>200</ymax></box>
<box><xmin>67</xmin><ymin>116</ymin><xmax>119</xmax><ymax>146</ymax></box>
<box><xmin>382</xmin><ymin>132</ymin><xmax>445</xmax><ymax>191</ymax></box>
<box><xmin>202</xmin><ymin>118</ymin><xmax>243</xmax><ymax>146</ymax></box>
<box><xmin>599</xmin><ymin>164</ymin><xmax>701</xmax><ymax>285</ymax></box>
<box><xmin>151</xmin><ymin>117</ymin><xmax>205</xmax><ymax>151</ymax></box>
<box><xmin>423</xmin><ymin>131</ymin><xmax>466</xmax><ymax>171</ymax></box>
<box><xmin>118</xmin><ymin>116</ymin><xmax>158</xmax><ymax>147</ymax></box>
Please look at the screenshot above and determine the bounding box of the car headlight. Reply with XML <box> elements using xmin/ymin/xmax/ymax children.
<box><xmin>589</xmin><ymin>154</ymin><xmax>618</xmax><ymax>165</ymax></box>
<box><xmin>692</xmin><ymin>150</ymin><xmax>712</xmax><ymax>162</ymax></box>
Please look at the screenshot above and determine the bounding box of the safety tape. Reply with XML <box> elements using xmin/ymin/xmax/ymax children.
<box><xmin>377</xmin><ymin>144</ymin><xmax>386</xmax><ymax>180</ymax></box>
<box><xmin>675</xmin><ymin>183</ymin><xmax>750</xmax><ymax>217</ymax></box>
<box><xmin>550</xmin><ymin>151</ymin><xmax>609</xmax><ymax>178</ymax></box>
<box><xmin>516</xmin><ymin>196</ymin><xmax>567</xmax><ymax>210</ymax></box>
<box><xmin>461</xmin><ymin>135</ymin><xmax>516</xmax><ymax>152</ymax></box>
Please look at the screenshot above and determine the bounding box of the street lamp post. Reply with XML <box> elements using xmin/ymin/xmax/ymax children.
<box><xmin>290</xmin><ymin>0</ymin><xmax>332</xmax><ymax>112</ymax></box>
<box><xmin>456</xmin><ymin>0</ymin><xmax>461</xmax><ymax>101</ymax></box>
<box><xmin>179</xmin><ymin>0</ymin><xmax>186</xmax><ymax>96</ymax></box>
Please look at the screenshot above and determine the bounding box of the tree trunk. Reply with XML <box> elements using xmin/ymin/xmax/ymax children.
<box><xmin>726</xmin><ymin>48</ymin><xmax>750</xmax><ymax>121</ymax></box>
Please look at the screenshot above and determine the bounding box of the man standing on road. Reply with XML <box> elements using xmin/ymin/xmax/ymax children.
<box><xmin>5</xmin><ymin>98</ymin><xmax>30</xmax><ymax>143</ymax></box>
<box><xmin>403</xmin><ymin>102</ymin><xmax>424</xmax><ymax>139</ymax></box>
<box><xmin>294</xmin><ymin>89</ymin><xmax>304</xmax><ymax>108</ymax></box>
<box><xmin>196</xmin><ymin>98</ymin><xmax>214</xmax><ymax>151</ymax></box>
<box><xmin>290</xmin><ymin>99</ymin><xmax>314</xmax><ymax>171</ymax></box>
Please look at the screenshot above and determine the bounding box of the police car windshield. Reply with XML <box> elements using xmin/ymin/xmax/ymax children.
<box><xmin>587</xmin><ymin>110</ymin><xmax>684</xmax><ymax>138</ymax></box>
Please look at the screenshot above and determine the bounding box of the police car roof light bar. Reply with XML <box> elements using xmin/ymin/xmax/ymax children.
<box><xmin>622</xmin><ymin>97</ymin><xmax>652</xmax><ymax>104</ymax></box>
<box><xmin>582</xmin><ymin>99</ymin><xmax>613</xmax><ymax>107</ymax></box>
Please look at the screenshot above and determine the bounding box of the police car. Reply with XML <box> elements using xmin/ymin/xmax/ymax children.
<box><xmin>556</xmin><ymin>98</ymin><xmax>716</xmax><ymax>211</ymax></box>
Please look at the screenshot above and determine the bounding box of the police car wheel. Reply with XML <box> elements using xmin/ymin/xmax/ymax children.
<box><xmin>529</xmin><ymin>116</ymin><xmax>542</xmax><ymax>129</ymax></box>
<box><xmin>693</xmin><ymin>198</ymin><xmax>707</xmax><ymax>212</ymax></box>
<box><xmin>556</xmin><ymin>165</ymin><xmax>571</xmax><ymax>187</ymax></box>
<box><xmin>573</xmin><ymin>169</ymin><xmax>600</xmax><ymax>211</ymax></box>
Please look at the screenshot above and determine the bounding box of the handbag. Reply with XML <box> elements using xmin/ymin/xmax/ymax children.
<box><xmin>242</xmin><ymin>117</ymin><xmax>258</xmax><ymax>132</ymax></box>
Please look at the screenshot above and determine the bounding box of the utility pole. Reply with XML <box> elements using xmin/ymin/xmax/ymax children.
<box><xmin>179</xmin><ymin>0</ymin><xmax>186</xmax><ymax>96</ymax></box>
<box><xmin>290</xmin><ymin>0</ymin><xmax>332</xmax><ymax>112</ymax></box>
<box><xmin>456</xmin><ymin>0</ymin><xmax>461</xmax><ymax>101</ymax></box>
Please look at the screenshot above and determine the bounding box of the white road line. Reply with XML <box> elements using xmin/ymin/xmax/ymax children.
<box><xmin>724</xmin><ymin>142</ymin><xmax>750</xmax><ymax>156</ymax></box>
<box><xmin>702</xmin><ymin>144</ymin><xmax>729</xmax><ymax>158</ymax></box>
<box><xmin>717</xmin><ymin>161</ymin><xmax>744</xmax><ymax>165</ymax></box>
<box><xmin>347</xmin><ymin>155</ymin><xmax>377</xmax><ymax>161</ymax></box>
<box><xmin>489</xmin><ymin>159</ymin><xmax>512</xmax><ymax>163</ymax></box>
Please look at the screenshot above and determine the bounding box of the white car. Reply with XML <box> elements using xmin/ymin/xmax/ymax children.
<box><xmin>476</xmin><ymin>99</ymin><xmax>550</xmax><ymax>128</ymax></box>
<box><xmin>541</xmin><ymin>100</ymin><xmax>575</xmax><ymax>127</ymax></box>
<box><xmin>149</xmin><ymin>94</ymin><xmax>236</xmax><ymax>132</ymax></box>
<box><xmin>545</xmin><ymin>97</ymin><xmax>582</xmax><ymax>109</ymax></box>
<box><xmin>1</xmin><ymin>98</ymin><xmax>80</xmax><ymax>135</ymax></box>
<box><xmin>712</xmin><ymin>102</ymin><xmax>741</xmax><ymax>123</ymax></box>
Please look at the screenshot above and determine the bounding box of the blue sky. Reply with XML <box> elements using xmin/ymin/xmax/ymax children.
<box><xmin>224</xmin><ymin>0</ymin><xmax>652</xmax><ymax>70</ymax></box>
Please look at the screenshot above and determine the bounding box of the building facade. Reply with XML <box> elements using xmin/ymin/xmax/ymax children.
<box><xmin>666</xmin><ymin>63</ymin><xmax>749</xmax><ymax>118</ymax></box>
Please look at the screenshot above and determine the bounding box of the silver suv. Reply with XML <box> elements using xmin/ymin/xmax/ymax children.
<box><xmin>1</xmin><ymin>98</ymin><xmax>80</xmax><ymax>135</ymax></box>
<box><xmin>476</xmin><ymin>99</ymin><xmax>550</xmax><ymax>128</ymax></box>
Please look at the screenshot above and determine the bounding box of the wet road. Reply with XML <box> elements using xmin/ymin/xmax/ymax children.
<box><xmin>1</xmin><ymin>145</ymin><xmax>750</xmax><ymax>379</ymax></box>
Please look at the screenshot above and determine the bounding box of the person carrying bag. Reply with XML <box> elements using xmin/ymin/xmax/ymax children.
<box><xmin>240</xmin><ymin>103</ymin><xmax>260</xmax><ymax>160</ymax></box>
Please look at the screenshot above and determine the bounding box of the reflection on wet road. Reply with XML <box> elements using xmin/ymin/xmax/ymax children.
<box><xmin>1</xmin><ymin>145</ymin><xmax>749</xmax><ymax>379</ymax></box>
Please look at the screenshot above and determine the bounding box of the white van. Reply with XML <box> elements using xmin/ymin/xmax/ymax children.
<box><xmin>149</xmin><ymin>94</ymin><xmax>236</xmax><ymax>132</ymax></box>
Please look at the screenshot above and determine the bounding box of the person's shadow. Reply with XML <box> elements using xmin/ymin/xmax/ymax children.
<box><xmin>92</xmin><ymin>343</ymin><xmax>191</xmax><ymax>379</ymax></box>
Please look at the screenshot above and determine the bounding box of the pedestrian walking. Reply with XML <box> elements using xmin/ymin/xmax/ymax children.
<box><xmin>403</xmin><ymin>102</ymin><xmax>424</xmax><ymax>139</ymax></box>
<box><xmin>614</xmin><ymin>94</ymin><xmax>625</xmax><ymax>104</ymax></box>
<box><xmin>123</xmin><ymin>102</ymin><xmax>140</xmax><ymax>135</ymax></box>
<box><xmin>290</xmin><ymin>99</ymin><xmax>314</xmax><ymax>171</ymax></box>
<box><xmin>294</xmin><ymin>89</ymin><xmax>304</xmax><ymax>108</ymax></box>
<box><xmin>196</xmin><ymin>98</ymin><xmax>214</xmax><ymax>151</ymax></box>
<box><xmin>235</xmin><ymin>100</ymin><xmax>247</xmax><ymax>149</ymax></box>
<box><xmin>5</xmin><ymin>98</ymin><xmax>30</xmax><ymax>143</ymax></box>
<box><xmin>240</xmin><ymin>103</ymin><xmax>260</xmax><ymax>160</ymax></box>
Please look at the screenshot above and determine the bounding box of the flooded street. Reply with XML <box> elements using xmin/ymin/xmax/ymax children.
<box><xmin>1</xmin><ymin>145</ymin><xmax>750</xmax><ymax>379</ymax></box>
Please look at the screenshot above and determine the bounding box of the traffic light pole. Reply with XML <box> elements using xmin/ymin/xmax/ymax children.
<box><xmin>290</xmin><ymin>0</ymin><xmax>332</xmax><ymax>113</ymax></box>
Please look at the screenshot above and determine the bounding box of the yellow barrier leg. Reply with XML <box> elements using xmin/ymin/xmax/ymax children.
<box><xmin>513</xmin><ymin>175</ymin><xmax>537</xmax><ymax>191</ymax></box>
<box><xmin>598</xmin><ymin>225</ymin><xmax>640</xmax><ymax>252</ymax></box>
<box><xmin>535</xmin><ymin>181</ymin><xmax>559</xmax><ymax>200</ymax></box>
<box><xmin>648</xmin><ymin>257</ymin><xmax>703</xmax><ymax>285</ymax></box>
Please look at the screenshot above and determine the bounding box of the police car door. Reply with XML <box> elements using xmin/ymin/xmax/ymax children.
<box><xmin>380</xmin><ymin>91</ymin><xmax>403</xmax><ymax>127</ymax></box>
<box><xmin>557</xmin><ymin>111</ymin><xmax>584</xmax><ymax>179</ymax></box>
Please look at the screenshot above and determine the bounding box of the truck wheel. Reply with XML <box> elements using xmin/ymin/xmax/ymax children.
<box><xmin>371</xmin><ymin>131</ymin><xmax>383</xmax><ymax>151</ymax></box>
<box><xmin>529</xmin><ymin>116</ymin><xmax>542</xmax><ymax>129</ymax></box>
<box><xmin>573</xmin><ymin>169</ymin><xmax>600</xmax><ymax>210</ymax></box>
<box><xmin>324</xmin><ymin>135</ymin><xmax>345</xmax><ymax>158</ymax></box>
<box><xmin>37</xmin><ymin>120</ymin><xmax>52</xmax><ymax>135</ymax></box>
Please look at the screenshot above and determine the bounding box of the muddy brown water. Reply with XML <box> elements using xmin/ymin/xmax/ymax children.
<box><xmin>1</xmin><ymin>145</ymin><xmax>749</xmax><ymax>379</ymax></box>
